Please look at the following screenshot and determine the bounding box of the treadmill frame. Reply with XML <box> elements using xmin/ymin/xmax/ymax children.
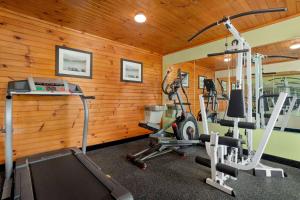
<box><xmin>1</xmin><ymin>78</ymin><xmax>133</xmax><ymax>200</ymax></box>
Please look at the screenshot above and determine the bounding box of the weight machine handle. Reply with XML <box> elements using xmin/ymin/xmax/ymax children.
<box><xmin>266</xmin><ymin>55</ymin><xmax>298</xmax><ymax>59</ymax></box>
<box><xmin>82</xmin><ymin>96</ymin><xmax>96</xmax><ymax>99</ymax></box>
<box><xmin>207</xmin><ymin>49</ymin><xmax>249</xmax><ymax>57</ymax></box>
<box><xmin>188</xmin><ymin>7</ymin><xmax>287</xmax><ymax>42</ymax></box>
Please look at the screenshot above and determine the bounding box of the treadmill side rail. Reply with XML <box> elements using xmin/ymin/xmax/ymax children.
<box><xmin>14</xmin><ymin>160</ymin><xmax>35</xmax><ymax>200</ymax></box>
<box><xmin>73</xmin><ymin>149</ymin><xmax>134</xmax><ymax>200</ymax></box>
<box><xmin>1</xmin><ymin>178</ymin><xmax>12</xmax><ymax>200</ymax></box>
<box><xmin>13</xmin><ymin>148</ymin><xmax>133</xmax><ymax>200</ymax></box>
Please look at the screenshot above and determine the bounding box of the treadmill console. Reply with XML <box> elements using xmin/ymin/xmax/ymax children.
<box><xmin>7</xmin><ymin>77</ymin><xmax>83</xmax><ymax>96</ymax></box>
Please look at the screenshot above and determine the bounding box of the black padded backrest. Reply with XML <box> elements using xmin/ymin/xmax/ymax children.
<box><xmin>227</xmin><ymin>89</ymin><xmax>245</xmax><ymax>118</ymax></box>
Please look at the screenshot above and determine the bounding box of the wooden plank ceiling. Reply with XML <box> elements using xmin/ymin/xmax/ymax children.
<box><xmin>0</xmin><ymin>0</ymin><xmax>300</xmax><ymax>54</ymax></box>
<box><xmin>195</xmin><ymin>39</ymin><xmax>300</xmax><ymax>71</ymax></box>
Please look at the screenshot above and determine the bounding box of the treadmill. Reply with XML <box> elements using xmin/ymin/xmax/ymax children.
<box><xmin>1</xmin><ymin>77</ymin><xmax>133</xmax><ymax>200</ymax></box>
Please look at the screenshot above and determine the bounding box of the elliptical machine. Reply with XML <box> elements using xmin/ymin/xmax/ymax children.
<box><xmin>197</xmin><ymin>78</ymin><xmax>228</xmax><ymax>122</ymax></box>
<box><xmin>126</xmin><ymin>68</ymin><xmax>200</xmax><ymax>169</ymax></box>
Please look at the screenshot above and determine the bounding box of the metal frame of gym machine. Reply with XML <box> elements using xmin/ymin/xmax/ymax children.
<box><xmin>188</xmin><ymin>7</ymin><xmax>288</xmax><ymax>196</ymax></box>
<box><xmin>198</xmin><ymin>91</ymin><xmax>287</xmax><ymax>196</ymax></box>
<box><xmin>253</xmin><ymin>54</ymin><xmax>298</xmax><ymax>129</ymax></box>
<box><xmin>1</xmin><ymin>77</ymin><xmax>133</xmax><ymax>200</ymax></box>
<box><xmin>126</xmin><ymin>69</ymin><xmax>200</xmax><ymax>169</ymax></box>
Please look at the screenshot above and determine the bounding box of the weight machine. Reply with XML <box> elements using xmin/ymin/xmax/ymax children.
<box><xmin>188</xmin><ymin>7</ymin><xmax>288</xmax><ymax>196</ymax></box>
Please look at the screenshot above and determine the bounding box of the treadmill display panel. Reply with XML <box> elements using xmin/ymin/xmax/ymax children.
<box><xmin>7</xmin><ymin>77</ymin><xmax>83</xmax><ymax>95</ymax></box>
<box><xmin>28</xmin><ymin>77</ymin><xmax>68</xmax><ymax>93</ymax></box>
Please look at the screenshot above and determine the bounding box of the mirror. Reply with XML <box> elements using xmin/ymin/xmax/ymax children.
<box><xmin>167</xmin><ymin>38</ymin><xmax>300</xmax><ymax>133</ymax></box>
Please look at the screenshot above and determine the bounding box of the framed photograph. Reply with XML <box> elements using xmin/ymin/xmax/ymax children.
<box><xmin>181</xmin><ymin>72</ymin><xmax>189</xmax><ymax>87</ymax></box>
<box><xmin>120</xmin><ymin>58</ymin><xmax>143</xmax><ymax>83</ymax></box>
<box><xmin>231</xmin><ymin>83</ymin><xmax>236</xmax><ymax>90</ymax></box>
<box><xmin>55</xmin><ymin>46</ymin><xmax>92</xmax><ymax>79</ymax></box>
<box><xmin>221</xmin><ymin>80</ymin><xmax>227</xmax><ymax>92</ymax></box>
<box><xmin>198</xmin><ymin>76</ymin><xmax>206</xmax><ymax>89</ymax></box>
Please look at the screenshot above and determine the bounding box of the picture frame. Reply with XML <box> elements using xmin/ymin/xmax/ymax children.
<box><xmin>221</xmin><ymin>80</ymin><xmax>227</xmax><ymax>92</ymax></box>
<box><xmin>181</xmin><ymin>72</ymin><xmax>189</xmax><ymax>88</ymax></box>
<box><xmin>198</xmin><ymin>75</ymin><xmax>206</xmax><ymax>89</ymax></box>
<box><xmin>55</xmin><ymin>45</ymin><xmax>93</xmax><ymax>79</ymax></box>
<box><xmin>120</xmin><ymin>58</ymin><xmax>143</xmax><ymax>83</ymax></box>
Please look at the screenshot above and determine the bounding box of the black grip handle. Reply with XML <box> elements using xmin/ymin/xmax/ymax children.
<box><xmin>199</xmin><ymin>134</ymin><xmax>210</xmax><ymax>143</ymax></box>
<box><xmin>219</xmin><ymin>119</ymin><xmax>256</xmax><ymax>130</ymax></box>
<box><xmin>216</xmin><ymin>163</ymin><xmax>238</xmax><ymax>177</ymax></box>
<box><xmin>219</xmin><ymin>136</ymin><xmax>241</xmax><ymax>148</ymax></box>
<box><xmin>195</xmin><ymin>156</ymin><xmax>211</xmax><ymax>168</ymax></box>
<box><xmin>266</xmin><ymin>55</ymin><xmax>298</xmax><ymax>60</ymax></box>
<box><xmin>174</xmin><ymin>102</ymin><xmax>191</xmax><ymax>105</ymax></box>
<box><xmin>230</xmin><ymin>8</ymin><xmax>287</xmax><ymax>20</ymax></box>
<box><xmin>238</xmin><ymin>121</ymin><xmax>256</xmax><ymax>129</ymax></box>
<box><xmin>188</xmin><ymin>21</ymin><xmax>218</xmax><ymax>42</ymax></box>
<box><xmin>207</xmin><ymin>49</ymin><xmax>249</xmax><ymax>57</ymax></box>
<box><xmin>195</xmin><ymin>157</ymin><xmax>239</xmax><ymax>177</ymax></box>
<box><xmin>199</xmin><ymin>134</ymin><xmax>241</xmax><ymax>148</ymax></box>
<box><xmin>83</xmin><ymin>96</ymin><xmax>95</xmax><ymax>99</ymax></box>
<box><xmin>219</xmin><ymin>119</ymin><xmax>234</xmax><ymax>127</ymax></box>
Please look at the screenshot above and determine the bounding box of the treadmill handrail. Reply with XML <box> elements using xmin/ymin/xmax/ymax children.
<box><xmin>8</xmin><ymin>91</ymin><xmax>83</xmax><ymax>96</ymax></box>
<box><xmin>3</xmin><ymin>82</ymin><xmax>92</xmax><ymax>180</ymax></box>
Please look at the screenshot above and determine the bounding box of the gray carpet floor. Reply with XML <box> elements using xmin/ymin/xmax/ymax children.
<box><xmin>87</xmin><ymin>138</ymin><xmax>300</xmax><ymax>200</ymax></box>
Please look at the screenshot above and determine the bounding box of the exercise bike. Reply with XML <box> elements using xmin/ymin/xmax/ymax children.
<box><xmin>126</xmin><ymin>68</ymin><xmax>200</xmax><ymax>169</ymax></box>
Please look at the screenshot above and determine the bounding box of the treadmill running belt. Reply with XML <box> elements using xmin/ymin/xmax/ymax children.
<box><xmin>30</xmin><ymin>154</ymin><xmax>114</xmax><ymax>200</ymax></box>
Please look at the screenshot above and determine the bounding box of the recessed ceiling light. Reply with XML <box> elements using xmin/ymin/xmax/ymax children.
<box><xmin>134</xmin><ymin>13</ymin><xmax>146</xmax><ymax>23</ymax></box>
<box><xmin>290</xmin><ymin>43</ymin><xmax>300</xmax><ymax>50</ymax></box>
<box><xmin>224</xmin><ymin>58</ymin><xmax>231</xmax><ymax>62</ymax></box>
<box><xmin>224</xmin><ymin>55</ymin><xmax>231</xmax><ymax>62</ymax></box>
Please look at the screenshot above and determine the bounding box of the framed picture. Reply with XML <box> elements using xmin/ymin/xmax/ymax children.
<box><xmin>198</xmin><ymin>76</ymin><xmax>206</xmax><ymax>89</ymax></box>
<box><xmin>120</xmin><ymin>58</ymin><xmax>143</xmax><ymax>83</ymax></box>
<box><xmin>55</xmin><ymin>45</ymin><xmax>92</xmax><ymax>79</ymax></box>
<box><xmin>231</xmin><ymin>83</ymin><xmax>236</xmax><ymax>90</ymax></box>
<box><xmin>181</xmin><ymin>72</ymin><xmax>189</xmax><ymax>87</ymax></box>
<box><xmin>221</xmin><ymin>80</ymin><xmax>227</xmax><ymax>92</ymax></box>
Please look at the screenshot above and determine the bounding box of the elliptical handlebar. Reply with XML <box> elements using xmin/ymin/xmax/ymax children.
<box><xmin>162</xmin><ymin>68</ymin><xmax>192</xmax><ymax>112</ymax></box>
<box><xmin>162</xmin><ymin>68</ymin><xmax>186</xmax><ymax>96</ymax></box>
<box><xmin>188</xmin><ymin>7</ymin><xmax>287</xmax><ymax>42</ymax></box>
<box><xmin>162</xmin><ymin>69</ymin><xmax>171</xmax><ymax>95</ymax></box>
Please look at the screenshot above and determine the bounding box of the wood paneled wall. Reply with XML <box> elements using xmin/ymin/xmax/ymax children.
<box><xmin>0</xmin><ymin>8</ymin><xmax>162</xmax><ymax>163</ymax></box>
<box><xmin>167</xmin><ymin>62</ymin><xmax>214</xmax><ymax>116</ymax></box>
